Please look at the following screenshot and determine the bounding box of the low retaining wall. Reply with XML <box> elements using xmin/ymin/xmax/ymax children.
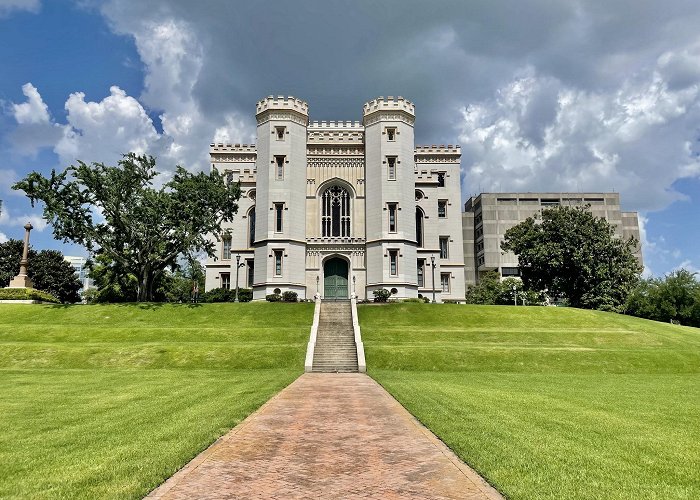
<box><xmin>351</xmin><ymin>297</ymin><xmax>367</xmax><ymax>373</ymax></box>
<box><xmin>304</xmin><ymin>298</ymin><xmax>322</xmax><ymax>372</ymax></box>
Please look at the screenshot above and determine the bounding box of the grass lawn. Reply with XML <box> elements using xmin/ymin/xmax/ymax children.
<box><xmin>360</xmin><ymin>304</ymin><xmax>700</xmax><ymax>500</ymax></box>
<box><xmin>0</xmin><ymin>302</ymin><xmax>312</xmax><ymax>499</ymax></box>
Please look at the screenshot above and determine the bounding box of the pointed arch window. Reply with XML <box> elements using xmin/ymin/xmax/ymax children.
<box><xmin>416</xmin><ymin>207</ymin><xmax>424</xmax><ymax>248</ymax></box>
<box><xmin>321</xmin><ymin>185</ymin><xmax>351</xmax><ymax>237</ymax></box>
<box><xmin>248</xmin><ymin>207</ymin><xmax>256</xmax><ymax>248</ymax></box>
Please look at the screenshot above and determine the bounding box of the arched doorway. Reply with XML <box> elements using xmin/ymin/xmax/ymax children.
<box><xmin>324</xmin><ymin>257</ymin><xmax>349</xmax><ymax>299</ymax></box>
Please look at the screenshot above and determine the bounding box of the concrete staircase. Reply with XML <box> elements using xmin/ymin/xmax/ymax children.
<box><xmin>312</xmin><ymin>300</ymin><xmax>358</xmax><ymax>373</ymax></box>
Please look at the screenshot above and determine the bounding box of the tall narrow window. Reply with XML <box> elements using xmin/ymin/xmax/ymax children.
<box><xmin>441</xmin><ymin>273</ymin><xmax>450</xmax><ymax>293</ymax></box>
<box><xmin>221</xmin><ymin>273</ymin><xmax>231</xmax><ymax>290</ymax></box>
<box><xmin>222</xmin><ymin>237</ymin><xmax>232</xmax><ymax>260</ymax></box>
<box><xmin>438</xmin><ymin>200</ymin><xmax>447</xmax><ymax>218</ymax></box>
<box><xmin>389</xmin><ymin>250</ymin><xmax>398</xmax><ymax>276</ymax></box>
<box><xmin>275</xmin><ymin>156</ymin><xmax>285</xmax><ymax>180</ymax></box>
<box><xmin>321</xmin><ymin>185</ymin><xmax>351</xmax><ymax>237</ymax></box>
<box><xmin>248</xmin><ymin>207</ymin><xmax>256</xmax><ymax>247</ymax></box>
<box><xmin>275</xmin><ymin>126</ymin><xmax>286</xmax><ymax>140</ymax></box>
<box><xmin>274</xmin><ymin>250</ymin><xmax>283</xmax><ymax>276</ymax></box>
<box><xmin>437</xmin><ymin>172</ymin><xmax>445</xmax><ymax>187</ymax></box>
<box><xmin>417</xmin><ymin>259</ymin><xmax>425</xmax><ymax>287</ymax></box>
<box><xmin>387</xmin><ymin>157</ymin><xmax>397</xmax><ymax>180</ymax></box>
<box><xmin>440</xmin><ymin>237</ymin><xmax>449</xmax><ymax>259</ymax></box>
<box><xmin>386</xmin><ymin>127</ymin><xmax>396</xmax><ymax>141</ymax></box>
<box><xmin>415</xmin><ymin>207</ymin><xmax>424</xmax><ymax>247</ymax></box>
<box><xmin>274</xmin><ymin>203</ymin><xmax>284</xmax><ymax>232</ymax></box>
<box><xmin>247</xmin><ymin>260</ymin><xmax>255</xmax><ymax>287</ymax></box>
<box><xmin>388</xmin><ymin>203</ymin><xmax>397</xmax><ymax>232</ymax></box>
<box><xmin>226</xmin><ymin>171</ymin><xmax>234</xmax><ymax>185</ymax></box>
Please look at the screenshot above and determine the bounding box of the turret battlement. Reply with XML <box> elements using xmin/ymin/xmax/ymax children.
<box><xmin>415</xmin><ymin>145</ymin><xmax>461</xmax><ymax>155</ymax></box>
<box><xmin>308</xmin><ymin>120</ymin><xmax>363</xmax><ymax>130</ymax></box>
<box><xmin>363</xmin><ymin>96</ymin><xmax>415</xmax><ymax>116</ymax></box>
<box><xmin>210</xmin><ymin>143</ymin><xmax>257</xmax><ymax>153</ymax></box>
<box><xmin>256</xmin><ymin>95</ymin><xmax>309</xmax><ymax>116</ymax></box>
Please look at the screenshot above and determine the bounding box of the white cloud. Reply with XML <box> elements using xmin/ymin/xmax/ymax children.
<box><xmin>457</xmin><ymin>58</ymin><xmax>700</xmax><ymax>211</ymax></box>
<box><xmin>12</xmin><ymin>83</ymin><xmax>50</xmax><ymax>124</ymax></box>
<box><xmin>0</xmin><ymin>0</ymin><xmax>39</xmax><ymax>18</ymax></box>
<box><xmin>0</xmin><ymin>206</ymin><xmax>47</xmax><ymax>234</ymax></box>
<box><xmin>0</xmin><ymin>232</ymin><xmax>7</xmax><ymax>243</ymax></box>
<box><xmin>675</xmin><ymin>260</ymin><xmax>699</xmax><ymax>274</ymax></box>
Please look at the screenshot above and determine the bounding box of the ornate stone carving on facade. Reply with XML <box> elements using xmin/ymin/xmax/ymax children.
<box><xmin>307</xmin><ymin>157</ymin><xmax>365</xmax><ymax>169</ymax></box>
<box><xmin>307</xmin><ymin>146</ymin><xmax>365</xmax><ymax>156</ymax></box>
<box><xmin>256</xmin><ymin>111</ymin><xmax>308</xmax><ymax>126</ymax></box>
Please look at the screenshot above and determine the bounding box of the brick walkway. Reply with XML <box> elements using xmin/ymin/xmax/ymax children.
<box><xmin>147</xmin><ymin>374</ymin><xmax>502</xmax><ymax>499</ymax></box>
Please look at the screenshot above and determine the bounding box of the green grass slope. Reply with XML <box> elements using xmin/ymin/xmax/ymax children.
<box><xmin>360</xmin><ymin>304</ymin><xmax>700</xmax><ymax>500</ymax></box>
<box><xmin>0</xmin><ymin>303</ymin><xmax>312</xmax><ymax>499</ymax></box>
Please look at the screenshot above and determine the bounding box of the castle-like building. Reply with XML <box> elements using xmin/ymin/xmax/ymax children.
<box><xmin>205</xmin><ymin>96</ymin><xmax>465</xmax><ymax>301</ymax></box>
<box><xmin>205</xmin><ymin>96</ymin><xmax>642</xmax><ymax>301</ymax></box>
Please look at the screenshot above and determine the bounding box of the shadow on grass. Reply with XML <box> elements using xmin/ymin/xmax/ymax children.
<box><xmin>47</xmin><ymin>302</ymin><xmax>204</xmax><ymax>310</ymax></box>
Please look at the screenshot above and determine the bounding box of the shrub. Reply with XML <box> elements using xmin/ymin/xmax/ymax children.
<box><xmin>281</xmin><ymin>291</ymin><xmax>298</xmax><ymax>302</ymax></box>
<box><xmin>373</xmin><ymin>289</ymin><xmax>391</xmax><ymax>303</ymax></box>
<box><xmin>266</xmin><ymin>293</ymin><xmax>282</xmax><ymax>302</ymax></box>
<box><xmin>200</xmin><ymin>288</ymin><xmax>236</xmax><ymax>303</ymax></box>
<box><xmin>0</xmin><ymin>288</ymin><xmax>59</xmax><ymax>303</ymax></box>
<box><xmin>401</xmin><ymin>297</ymin><xmax>424</xmax><ymax>303</ymax></box>
<box><xmin>237</xmin><ymin>288</ymin><xmax>253</xmax><ymax>302</ymax></box>
<box><xmin>273</xmin><ymin>288</ymin><xmax>281</xmax><ymax>294</ymax></box>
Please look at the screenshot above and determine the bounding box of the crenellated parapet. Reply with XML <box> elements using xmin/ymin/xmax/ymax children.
<box><xmin>415</xmin><ymin>144</ymin><xmax>461</xmax><ymax>164</ymax></box>
<box><xmin>308</xmin><ymin>121</ymin><xmax>365</xmax><ymax>145</ymax></box>
<box><xmin>362</xmin><ymin>96</ymin><xmax>415</xmax><ymax>126</ymax></box>
<box><xmin>210</xmin><ymin>143</ymin><xmax>257</xmax><ymax>164</ymax></box>
<box><xmin>256</xmin><ymin>95</ymin><xmax>309</xmax><ymax>126</ymax></box>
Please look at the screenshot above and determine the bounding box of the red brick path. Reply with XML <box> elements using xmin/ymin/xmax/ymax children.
<box><xmin>147</xmin><ymin>374</ymin><xmax>503</xmax><ymax>499</ymax></box>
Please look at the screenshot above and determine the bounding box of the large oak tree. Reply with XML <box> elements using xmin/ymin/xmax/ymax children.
<box><xmin>13</xmin><ymin>153</ymin><xmax>240</xmax><ymax>301</ymax></box>
<box><xmin>501</xmin><ymin>205</ymin><xmax>642</xmax><ymax>311</ymax></box>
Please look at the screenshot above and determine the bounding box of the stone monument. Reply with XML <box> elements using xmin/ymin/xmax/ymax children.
<box><xmin>8</xmin><ymin>222</ymin><xmax>34</xmax><ymax>289</ymax></box>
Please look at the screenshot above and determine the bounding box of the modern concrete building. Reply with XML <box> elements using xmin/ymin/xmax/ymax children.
<box><xmin>205</xmin><ymin>96</ymin><xmax>466</xmax><ymax>301</ymax></box>
<box><xmin>462</xmin><ymin>192</ymin><xmax>643</xmax><ymax>285</ymax></box>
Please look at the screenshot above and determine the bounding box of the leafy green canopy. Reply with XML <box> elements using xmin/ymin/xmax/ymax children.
<box><xmin>0</xmin><ymin>239</ymin><xmax>81</xmax><ymax>303</ymax></box>
<box><xmin>13</xmin><ymin>153</ymin><xmax>240</xmax><ymax>301</ymax></box>
<box><xmin>626</xmin><ymin>269</ymin><xmax>700</xmax><ymax>326</ymax></box>
<box><xmin>501</xmin><ymin>205</ymin><xmax>642</xmax><ymax>310</ymax></box>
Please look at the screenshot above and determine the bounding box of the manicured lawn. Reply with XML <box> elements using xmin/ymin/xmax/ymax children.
<box><xmin>0</xmin><ymin>303</ymin><xmax>312</xmax><ymax>499</ymax></box>
<box><xmin>360</xmin><ymin>304</ymin><xmax>700</xmax><ymax>500</ymax></box>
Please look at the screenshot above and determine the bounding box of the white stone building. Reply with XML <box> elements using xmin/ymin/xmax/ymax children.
<box><xmin>205</xmin><ymin>96</ymin><xmax>466</xmax><ymax>301</ymax></box>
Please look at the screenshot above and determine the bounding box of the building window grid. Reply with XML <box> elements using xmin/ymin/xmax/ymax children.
<box><xmin>321</xmin><ymin>185</ymin><xmax>351</xmax><ymax>237</ymax></box>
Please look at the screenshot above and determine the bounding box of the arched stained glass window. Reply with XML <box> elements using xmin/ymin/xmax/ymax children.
<box><xmin>321</xmin><ymin>186</ymin><xmax>351</xmax><ymax>237</ymax></box>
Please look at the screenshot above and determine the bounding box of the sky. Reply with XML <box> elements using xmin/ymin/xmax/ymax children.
<box><xmin>0</xmin><ymin>0</ymin><xmax>698</xmax><ymax>276</ymax></box>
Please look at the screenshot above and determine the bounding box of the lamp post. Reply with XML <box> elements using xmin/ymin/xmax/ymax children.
<box><xmin>430</xmin><ymin>255</ymin><xmax>436</xmax><ymax>303</ymax></box>
<box><xmin>512</xmin><ymin>285</ymin><xmax>517</xmax><ymax>306</ymax></box>
<box><xmin>352</xmin><ymin>275</ymin><xmax>356</xmax><ymax>297</ymax></box>
<box><xmin>316</xmin><ymin>275</ymin><xmax>319</xmax><ymax>295</ymax></box>
<box><xmin>234</xmin><ymin>255</ymin><xmax>245</xmax><ymax>302</ymax></box>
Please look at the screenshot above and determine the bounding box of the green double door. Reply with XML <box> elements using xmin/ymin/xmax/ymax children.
<box><xmin>324</xmin><ymin>258</ymin><xmax>349</xmax><ymax>300</ymax></box>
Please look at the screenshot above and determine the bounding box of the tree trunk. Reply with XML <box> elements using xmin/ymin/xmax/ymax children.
<box><xmin>137</xmin><ymin>268</ymin><xmax>152</xmax><ymax>302</ymax></box>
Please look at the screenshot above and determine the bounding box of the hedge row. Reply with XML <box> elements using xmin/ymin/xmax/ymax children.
<box><xmin>0</xmin><ymin>288</ymin><xmax>60</xmax><ymax>303</ymax></box>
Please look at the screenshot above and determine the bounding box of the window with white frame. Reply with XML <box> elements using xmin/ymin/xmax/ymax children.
<box><xmin>438</xmin><ymin>200</ymin><xmax>447</xmax><ymax>218</ymax></box>
<box><xmin>274</xmin><ymin>250</ymin><xmax>283</xmax><ymax>276</ymax></box>
<box><xmin>389</xmin><ymin>250</ymin><xmax>398</xmax><ymax>276</ymax></box>
<box><xmin>441</xmin><ymin>273</ymin><xmax>450</xmax><ymax>293</ymax></box>
<box><xmin>221</xmin><ymin>272</ymin><xmax>231</xmax><ymax>290</ymax></box>
<box><xmin>439</xmin><ymin>236</ymin><xmax>449</xmax><ymax>259</ymax></box>
<box><xmin>388</xmin><ymin>203</ymin><xmax>397</xmax><ymax>233</ymax></box>
<box><xmin>275</xmin><ymin>156</ymin><xmax>285</xmax><ymax>180</ymax></box>
<box><xmin>387</xmin><ymin>156</ymin><xmax>397</xmax><ymax>180</ymax></box>
<box><xmin>222</xmin><ymin>237</ymin><xmax>232</xmax><ymax>260</ymax></box>
<box><xmin>274</xmin><ymin>203</ymin><xmax>284</xmax><ymax>232</ymax></box>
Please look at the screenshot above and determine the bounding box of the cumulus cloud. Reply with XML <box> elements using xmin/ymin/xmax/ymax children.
<box><xmin>457</xmin><ymin>61</ymin><xmax>700</xmax><ymax>211</ymax></box>
<box><xmin>12</xmin><ymin>83</ymin><xmax>50</xmax><ymax>124</ymax></box>
<box><xmin>0</xmin><ymin>0</ymin><xmax>39</xmax><ymax>18</ymax></box>
<box><xmin>0</xmin><ymin>206</ymin><xmax>47</xmax><ymax>234</ymax></box>
<box><xmin>8</xmin><ymin>83</ymin><xmax>65</xmax><ymax>156</ymax></box>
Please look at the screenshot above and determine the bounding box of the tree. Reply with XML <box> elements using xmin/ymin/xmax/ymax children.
<box><xmin>13</xmin><ymin>153</ymin><xmax>240</xmax><ymax>301</ymax></box>
<box><xmin>0</xmin><ymin>239</ymin><xmax>81</xmax><ymax>303</ymax></box>
<box><xmin>501</xmin><ymin>205</ymin><xmax>642</xmax><ymax>311</ymax></box>
<box><xmin>465</xmin><ymin>271</ymin><xmax>546</xmax><ymax>305</ymax></box>
<box><xmin>626</xmin><ymin>270</ymin><xmax>700</xmax><ymax>326</ymax></box>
